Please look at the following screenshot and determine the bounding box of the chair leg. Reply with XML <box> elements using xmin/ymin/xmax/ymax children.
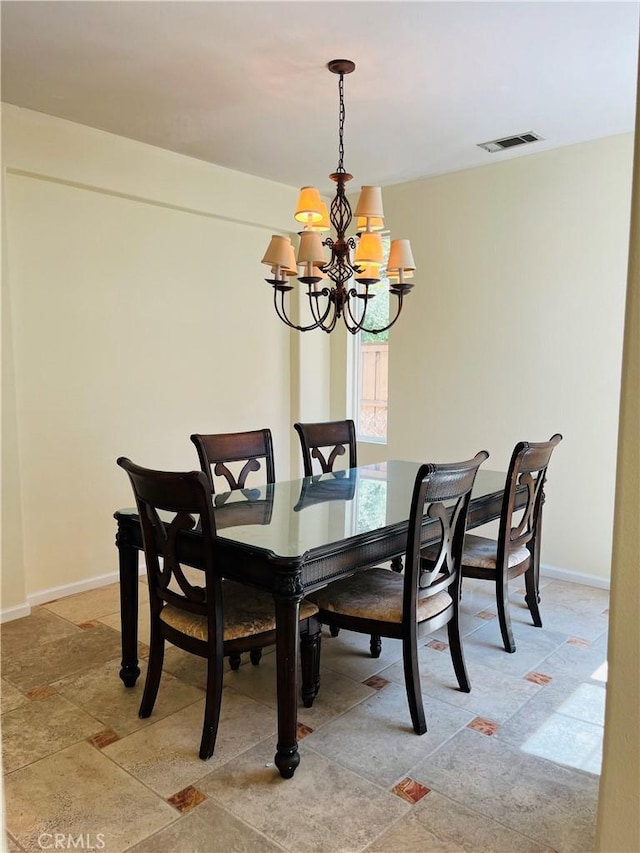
<box><xmin>300</xmin><ymin>619</ymin><xmax>322</xmax><ymax>708</ymax></box>
<box><xmin>447</xmin><ymin>614</ymin><xmax>470</xmax><ymax>693</ymax></box>
<box><xmin>524</xmin><ymin>566</ymin><xmax>543</xmax><ymax>628</ymax></box>
<box><xmin>391</xmin><ymin>556</ymin><xmax>404</xmax><ymax>573</ymax></box>
<box><xmin>370</xmin><ymin>634</ymin><xmax>382</xmax><ymax>658</ymax></box>
<box><xmin>249</xmin><ymin>647</ymin><xmax>263</xmax><ymax>666</ymax></box>
<box><xmin>138</xmin><ymin>625</ymin><xmax>164</xmax><ymax>718</ymax></box>
<box><xmin>199</xmin><ymin>647</ymin><xmax>224</xmax><ymax>760</ymax></box>
<box><xmin>402</xmin><ymin>636</ymin><xmax>426</xmax><ymax>735</ymax></box>
<box><xmin>228</xmin><ymin>653</ymin><xmax>241</xmax><ymax>670</ymax></box>
<box><xmin>497</xmin><ymin>577</ymin><xmax>516</xmax><ymax>653</ymax></box>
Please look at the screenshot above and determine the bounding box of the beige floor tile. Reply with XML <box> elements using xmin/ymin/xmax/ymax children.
<box><xmin>1</xmin><ymin>692</ymin><xmax>104</xmax><ymax>773</ymax></box>
<box><xmin>198</xmin><ymin>740</ymin><xmax>408</xmax><ymax>853</ymax></box>
<box><xmin>2</xmin><ymin>624</ymin><xmax>123</xmax><ymax>692</ymax></box>
<box><xmin>128</xmin><ymin>797</ymin><xmax>285</xmax><ymax>853</ymax></box>
<box><xmin>410</xmin><ymin>727</ymin><xmax>599</xmax><ymax>852</ymax></box>
<box><xmin>103</xmin><ymin>689</ymin><xmax>276</xmax><ymax>797</ymax></box>
<box><xmin>305</xmin><ymin>681</ymin><xmax>474</xmax><ymax>787</ymax></box>
<box><xmin>0</xmin><ymin>608</ymin><xmax>81</xmax><ymax>664</ymax></box>
<box><xmin>381</xmin><ymin>645</ymin><xmax>542</xmax><ymax>723</ymax></box>
<box><xmin>223</xmin><ymin>651</ymin><xmax>377</xmax><ymax>729</ymax></box>
<box><xmin>367</xmin><ymin>789</ymin><xmax>546</xmax><ymax>852</ymax></box>
<box><xmin>162</xmin><ymin>647</ymin><xmax>209</xmax><ymax>689</ymax></box>
<box><xmin>99</xmin><ymin>605</ymin><xmax>151</xmax><ymax>646</ymax></box>
<box><xmin>53</xmin><ymin>657</ymin><xmax>204</xmax><ymax>736</ymax></box>
<box><xmin>4</xmin><ymin>741</ymin><xmax>176</xmax><ymax>853</ymax></box>
<box><xmin>1</xmin><ymin>679</ymin><xmax>30</xmax><ymax>715</ymax></box>
<box><xmin>43</xmin><ymin>582</ymin><xmax>123</xmax><ymax>624</ymax></box>
<box><xmin>318</xmin><ymin>628</ymin><xmax>404</xmax><ymax>681</ymax></box>
<box><xmin>4</xmin><ymin>832</ymin><xmax>23</xmax><ymax>852</ymax></box>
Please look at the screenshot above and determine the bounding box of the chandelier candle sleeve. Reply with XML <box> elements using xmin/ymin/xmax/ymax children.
<box><xmin>356</xmin><ymin>215</ymin><xmax>384</xmax><ymax>232</ymax></box>
<box><xmin>261</xmin><ymin>59</ymin><xmax>415</xmax><ymax>335</ymax></box>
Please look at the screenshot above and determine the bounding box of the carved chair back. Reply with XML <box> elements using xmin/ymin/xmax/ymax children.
<box><xmin>405</xmin><ymin>452</ymin><xmax>489</xmax><ymax>625</ymax></box>
<box><xmin>190</xmin><ymin>429</ymin><xmax>275</xmax><ymax>500</ymax></box>
<box><xmin>116</xmin><ymin>457</ymin><xmax>221</xmax><ymax>635</ymax></box>
<box><xmin>496</xmin><ymin>433</ymin><xmax>563</xmax><ymax>566</ymax></box>
<box><xmin>294</xmin><ymin>419</ymin><xmax>357</xmax><ymax>476</ymax></box>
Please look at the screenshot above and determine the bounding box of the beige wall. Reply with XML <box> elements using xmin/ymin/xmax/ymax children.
<box><xmin>1</xmin><ymin>104</ymin><xmax>319</xmax><ymax>608</ymax></box>
<box><xmin>376</xmin><ymin>135</ymin><xmax>633</xmax><ymax>581</ymax></box>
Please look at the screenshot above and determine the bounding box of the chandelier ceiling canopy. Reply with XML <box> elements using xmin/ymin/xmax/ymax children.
<box><xmin>261</xmin><ymin>59</ymin><xmax>415</xmax><ymax>335</ymax></box>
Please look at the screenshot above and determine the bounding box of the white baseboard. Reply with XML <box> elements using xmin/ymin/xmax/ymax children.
<box><xmin>540</xmin><ymin>563</ymin><xmax>610</xmax><ymax>590</ymax></box>
<box><xmin>0</xmin><ymin>602</ymin><xmax>32</xmax><ymax>623</ymax></box>
<box><xmin>0</xmin><ymin>557</ymin><xmax>146</xmax><ymax>622</ymax></box>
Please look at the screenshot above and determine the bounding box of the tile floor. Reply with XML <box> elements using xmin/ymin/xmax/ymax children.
<box><xmin>1</xmin><ymin>576</ymin><xmax>608</xmax><ymax>852</ymax></box>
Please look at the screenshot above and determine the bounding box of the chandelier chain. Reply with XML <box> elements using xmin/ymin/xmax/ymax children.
<box><xmin>337</xmin><ymin>73</ymin><xmax>346</xmax><ymax>174</ymax></box>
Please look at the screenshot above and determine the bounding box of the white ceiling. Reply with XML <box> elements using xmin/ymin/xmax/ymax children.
<box><xmin>2</xmin><ymin>1</ymin><xmax>639</xmax><ymax>191</ymax></box>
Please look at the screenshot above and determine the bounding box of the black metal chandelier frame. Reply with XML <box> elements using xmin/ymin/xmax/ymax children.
<box><xmin>267</xmin><ymin>60</ymin><xmax>413</xmax><ymax>335</ymax></box>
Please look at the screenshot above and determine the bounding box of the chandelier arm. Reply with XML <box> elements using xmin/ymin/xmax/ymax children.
<box><xmin>350</xmin><ymin>291</ymin><xmax>407</xmax><ymax>336</ymax></box>
<box><xmin>342</xmin><ymin>286</ymin><xmax>369</xmax><ymax>333</ymax></box>
<box><xmin>306</xmin><ymin>286</ymin><xmax>335</xmax><ymax>329</ymax></box>
<box><xmin>273</xmin><ymin>287</ymin><xmax>325</xmax><ymax>333</ymax></box>
<box><xmin>310</xmin><ymin>289</ymin><xmax>340</xmax><ymax>333</ymax></box>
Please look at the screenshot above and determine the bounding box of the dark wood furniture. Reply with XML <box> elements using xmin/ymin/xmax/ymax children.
<box><xmin>293</xmin><ymin>418</ymin><xmax>386</xmax><ymax>652</ymax></box>
<box><xmin>115</xmin><ymin>460</ymin><xmax>526</xmax><ymax>778</ymax></box>
<box><xmin>294</xmin><ymin>419</ymin><xmax>357</xmax><ymax>476</ymax></box>
<box><xmin>190</xmin><ymin>428</ymin><xmax>275</xmax><ymax>498</ymax></box>
<box><xmin>307</xmin><ymin>452</ymin><xmax>488</xmax><ymax>734</ymax></box>
<box><xmin>117</xmin><ymin>456</ymin><xmax>320</xmax><ymax>759</ymax></box>
<box><xmin>427</xmin><ymin>434</ymin><xmax>562</xmax><ymax>653</ymax></box>
<box><xmin>190</xmin><ymin>428</ymin><xmax>275</xmax><ymax>669</ymax></box>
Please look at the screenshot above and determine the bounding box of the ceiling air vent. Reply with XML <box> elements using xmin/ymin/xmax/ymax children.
<box><xmin>478</xmin><ymin>132</ymin><xmax>544</xmax><ymax>154</ymax></box>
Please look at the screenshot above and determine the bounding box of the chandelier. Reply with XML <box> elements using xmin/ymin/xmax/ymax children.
<box><xmin>261</xmin><ymin>59</ymin><xmax>415</xmax><ymax>335</ymax></box>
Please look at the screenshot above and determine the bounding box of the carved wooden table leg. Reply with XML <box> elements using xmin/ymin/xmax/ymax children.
<box><xmin>300</xmin><ymin>616</ymin><xmax>321</xmax><ymax>708</ymax></box>
<box><xmin>116</xmin><ymin>519</ymin><xmax>140</xmax><ymax>687</ymax></box>
<box><xmin>273</xmin><ymin>571</ymin><xmax>302</xmax><ymax>778</ymax></box>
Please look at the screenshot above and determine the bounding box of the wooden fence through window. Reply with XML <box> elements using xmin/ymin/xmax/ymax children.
<box><xmin>359</xmin><ymin>342</ymin><xmax>388</xmax><ymax>439</ymax></box>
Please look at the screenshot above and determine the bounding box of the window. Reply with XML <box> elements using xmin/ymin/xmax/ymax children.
<box><xmin>351</xmin><ymin>233</ymin><xmax>391</xmax><ymax>443</ymax></box>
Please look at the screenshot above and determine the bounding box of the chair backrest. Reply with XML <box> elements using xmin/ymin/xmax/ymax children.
<box><xmin>190</xmin><ymin>429</ymin><xmax>275</xmax><ymax>497</ymax></box>
<box><xmin>498</xmin><ymin>433</ymin><xmax>563</xmax><ymax>560</ymax></box>
<box><xmin>405</xmin><ymin>451</ymin><xmax>489</xmax><ymax>622</ymax></box>
<box><xmin>117</xmin><ymin>457</ymin><xmax>221</xmax><ymax>630</ymax></box>
<box><xmin>294</xmin><ymin>419</ymin><xmax>357</xmax><ymax>476</ymax></box>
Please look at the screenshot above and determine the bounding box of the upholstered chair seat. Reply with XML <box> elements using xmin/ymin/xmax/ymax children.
<box><xmin>160</xmin><ymin>582</ymin><xmax>318</xmax><ymax>641</ymax></box>
<box><xmin>309</xmin><ymin>568</ymin><xmax>452</xmax><ymax>624</ymax></box>
<box><xmin>423</xmin><ymin>534</ymin><xmax>530</xmax><ymax>573</ymax></box>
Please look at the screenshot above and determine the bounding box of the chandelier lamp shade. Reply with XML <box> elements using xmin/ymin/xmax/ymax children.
<box><xmin>261</xmin><ymin>59</ymin><xmax>415</xmax><ymax>335</ymax></box>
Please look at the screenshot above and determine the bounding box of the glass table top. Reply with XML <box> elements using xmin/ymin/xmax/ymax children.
<box><xmin>212</xmin><ymin>460</ymin><xmax>506</xmax><ymax>559</ymax></box>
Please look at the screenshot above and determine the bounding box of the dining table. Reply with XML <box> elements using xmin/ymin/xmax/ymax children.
<box><xmin>114</xmin><ymin>459</ymin><xmax>521</xmax><ymax>778</ymax></box>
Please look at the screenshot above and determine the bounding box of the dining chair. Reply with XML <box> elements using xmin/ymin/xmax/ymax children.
<box><xmin>293</xmin><ymin>419</ymin><xmax>357</xmax><ymax>476</ymax></box>
<box><xmin>428</xmin><ymin>434</ymin><xmax>562</xmax><ymax>654</ymax></box>
<box><xmin>307</xmin><ymin>451</ymin><xmax>489</xmax><ymax>734</ymax></box>
<box><xmin>117</xmin><ymin>457</ymin><xmax>320</xmax><ymax>759</ymax></box>
<box><xmin>190</xmin><ymin>428</ymin><xmax>275</xmax><ymax>669</ymax></box>
<box><xmin>293</xmin><ymin>418</ymin><xmax>387</xmax><ymax>653</ymax></box>
<box><xmin>190</xmin><ymin>428</ymin><xmax>275</xmax><ymax>498</ymax></box>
